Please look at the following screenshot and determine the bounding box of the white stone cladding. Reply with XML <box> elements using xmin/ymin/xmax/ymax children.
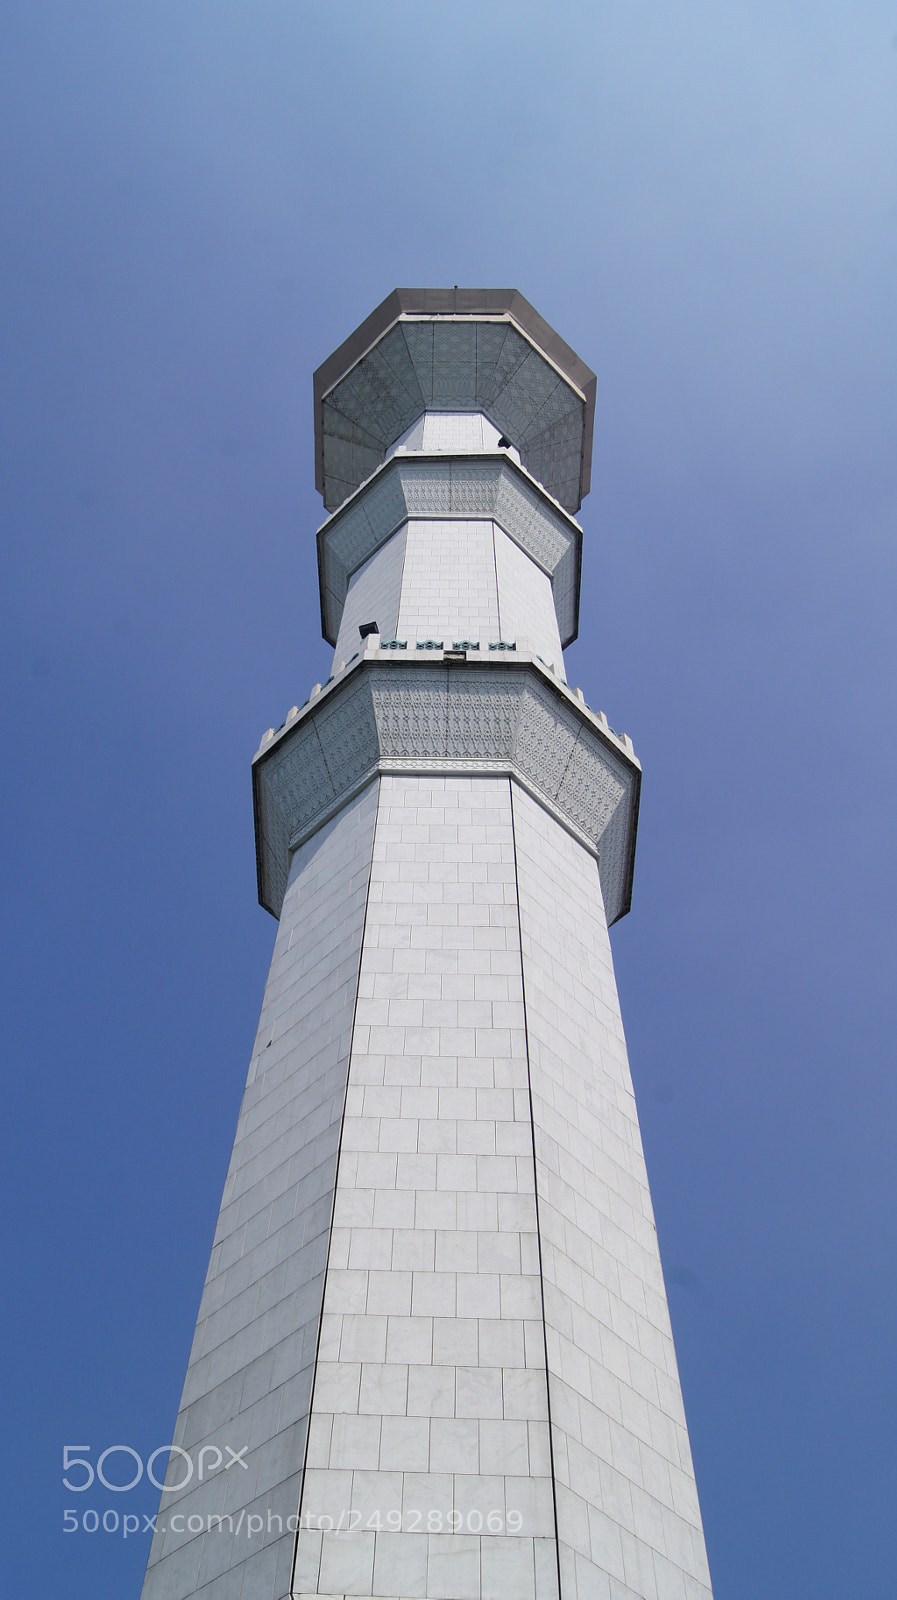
<box><xmin>333</xmin><ymin>529</ymin><xmax>408</xmax><ymax>666</ymax></box>
<box><xmin>284</xmin><ymin>774</ymin><xmax>710</xmax><ymax>1600</ymax></box>
<box><xmin>395</xmin><ymin>521</ymin><xmax>500</xmax><ymax>648</ymax></box>
<box><xmin>492</xmin><ymin>528</ymin><xmax>564</xmax><ymax>676</ymax></box>
<box><xmin>511</xmin><ymin>786</ymin><xmax>713</xmax><ymax>1600</ymax></box>
<box><xmin>293</xmin><ymin>775</ymin><xmax>557</xmax><ymax>1600</ymax></box>
<box><xmin>141</xmin><ymin>770</ymin><xmax>711</xmax><ymax>1600</ymax></box>
<box><xmin>141</xmin><ymin>302</ymin><xmax>715</xmax><ymax>1600</ymax></box>
<box><xmin>387</xmin><ymin>412</ymin><xmax>517</xmax><ymax>460</ymax></box>
<box><xmin>331</xmin><ymin>518</ymin><xmax>565</xmax><ymax>678</ymax></box>
<box><xmin>140</xmin><ymin>784</ymin><xmax>379</xmax><ymax>1600</ymax></box>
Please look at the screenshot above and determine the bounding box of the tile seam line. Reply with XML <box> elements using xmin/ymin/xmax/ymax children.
<box><xmin>491</xmin><ymin>519</ymin><xmax>502</xmax><ymax>643</ymax></box>
<box><xmin>509</xmin><ymin>778</ymin><xmax>564</xmax><ymax>1600</ymax></box>
<box><xmin>395</xmin><ymin>521</ymin><xmax>409</xmax><ymax>643</ymax></box>
<box><xmin>289</xmin><ymin>784</ymin><xmax>381</xmax><ymax>1599</ymax></box>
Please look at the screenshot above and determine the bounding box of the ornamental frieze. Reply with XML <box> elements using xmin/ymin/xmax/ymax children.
<box><xmin>253</xmin><ymin>657</ymin><xmax>639</xmax><ymax>927</ymax></box>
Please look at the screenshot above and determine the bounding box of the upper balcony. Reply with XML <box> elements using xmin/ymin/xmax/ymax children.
<box><xmin>313</xmin><ymin>289</ymin><xmax>597</xmax><ymax>515</ymax></box>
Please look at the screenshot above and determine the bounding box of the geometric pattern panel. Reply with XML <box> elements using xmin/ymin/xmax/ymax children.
<box><xmin>253</xmin><ymin>660</ymin><xmax>639</xmax><ymax>929</ymax></box>
<box><xmin>317</xmin><ymin>453</ymin><xmax>582</xmax><ymax>647</ymax></box>
<box><xmin>319</xmin><ymin>315</ymin><xmax>589</xmax><ymax>516</ymax></box>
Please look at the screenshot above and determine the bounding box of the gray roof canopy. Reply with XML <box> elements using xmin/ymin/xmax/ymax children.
<box><xmin>314</xmin><ymin>289</ymin><xmax>597</xmax><ymax>515</ymax></box>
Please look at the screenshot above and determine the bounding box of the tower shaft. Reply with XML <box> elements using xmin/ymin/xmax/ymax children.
<box><xmin>140</xmin><ymin>293</ymin><xmax>713</xmax><ymax>1600</ymax></box>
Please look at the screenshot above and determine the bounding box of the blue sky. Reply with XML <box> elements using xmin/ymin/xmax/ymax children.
<box><xmin>2</xmin><ymin>3</ymin><xmax>896</xmax><ymax>1595</ymax></box>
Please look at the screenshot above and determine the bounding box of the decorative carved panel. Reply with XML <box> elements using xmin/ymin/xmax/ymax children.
<box><xmin>320</xmin><ymin>316</ymin><xmax>589</xmax><ymax>515</ymax></box>
<box><xmin>254</xmin><ymin>659</ymin><xmax>639</xmax><ymax>927</ymax></box>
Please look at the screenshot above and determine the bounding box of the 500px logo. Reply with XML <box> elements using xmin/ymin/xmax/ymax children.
<box><xmin>62</xmin><ymin>1444</ymin><xmax>249</xmax><ymax>1494</ymax></box>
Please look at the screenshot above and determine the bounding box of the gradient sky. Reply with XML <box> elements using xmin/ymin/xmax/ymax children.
<box><xmin>2</xmin><ymin>3</ymin><xmax>896</xmax><ymax>1596</ymax></box>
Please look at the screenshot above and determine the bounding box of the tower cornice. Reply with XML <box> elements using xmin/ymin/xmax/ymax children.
<box><xmin>316</xmin><ymin>448</ymin><xmax>583</xmax><ymax>648</ymax></box>
<box><xmin>252</xmin><ymin>653</ymin><xmax>640</xmax><ymax>929</ymax></box>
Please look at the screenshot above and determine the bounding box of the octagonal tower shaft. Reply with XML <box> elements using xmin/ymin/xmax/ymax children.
<box><xmin>140</xmin><ymin>294</ymin><xmax>713</xmax><ymax>1600</ymax></box>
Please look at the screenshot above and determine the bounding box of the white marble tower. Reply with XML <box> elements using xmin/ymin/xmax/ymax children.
<box><xmin>140</xmin><ymin>290</ymin><xmax>714</xmax><ymax>1600</ymax></box>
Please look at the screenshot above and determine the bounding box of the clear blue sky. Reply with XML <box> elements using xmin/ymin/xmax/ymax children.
<box><xmin>2</xmin><ymin>3</ymin><xmax>896</xmax><ymax>1596</ymax></box>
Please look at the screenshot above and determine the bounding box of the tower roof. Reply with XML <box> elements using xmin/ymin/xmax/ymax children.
<box><xmin>314</xmin><ymin>289</ymin><xmax>597</xmax><ymax>515</ymax></box>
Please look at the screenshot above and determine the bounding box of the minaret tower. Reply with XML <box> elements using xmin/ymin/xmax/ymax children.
<box><xmin>141</xmin><ymin>290</ymin><xmax>714</xmax><ymax>1600</ymax></box>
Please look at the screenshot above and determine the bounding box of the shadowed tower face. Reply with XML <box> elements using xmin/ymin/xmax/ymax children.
<box><xmin>140</xmin><ymin>290</ymin><xmax>714</xmax><ymax>1600</ymax></box>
